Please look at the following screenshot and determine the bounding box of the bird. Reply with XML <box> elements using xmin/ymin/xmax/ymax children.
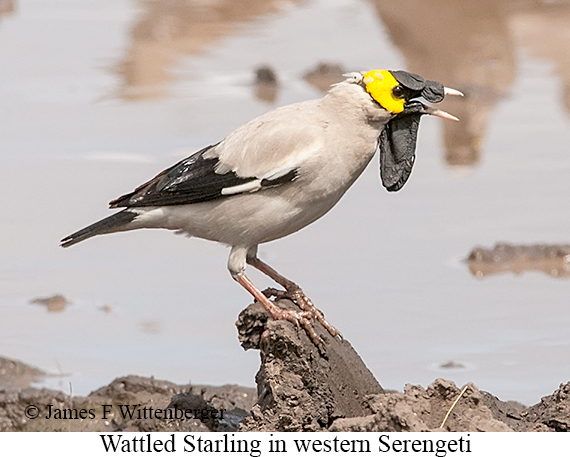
<box><xmin>61</xmin><ymin>69</ymin><xmax>462</xmax><ymax>347</ymax></box>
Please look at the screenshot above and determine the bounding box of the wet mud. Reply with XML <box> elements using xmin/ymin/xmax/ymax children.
<box><xmin>0</xmin><ymin>371</ymin><xmax>256</xmax><ymax>432</ymax></box>
<box><xmin>29</xmin><ymin>294</ymin><xmax>71</xmax><ymax>313</ymax></box>
<box><xmin>468</xmin><ymin>243</ymin><xmax>570</xmax><ymax>279</ymax></box>
<box><xmin>1</xmin><ymin>300</ymin><xmax>569</xmax><ymax>432</ymax></box>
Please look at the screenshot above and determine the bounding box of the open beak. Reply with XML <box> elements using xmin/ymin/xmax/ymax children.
<box><xmin>421</xmin><ymin>87</ymin><xmax>463</xmax><ymax>121</ymax></box>
<box><xmin>422</xmin><ymin>105</ymin><xmax>460</xmax><ymax>122</ymax></box>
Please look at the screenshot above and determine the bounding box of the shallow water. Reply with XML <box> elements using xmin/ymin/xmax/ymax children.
<box><xmin>1</xmin><ymin>0</ymin><xmax>569</xmax><ymax>406</ymax></box>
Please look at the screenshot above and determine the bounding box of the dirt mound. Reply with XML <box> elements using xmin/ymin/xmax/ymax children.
<box><xmin>236</xmin><ymin>300</ymin><xmax>569</xmax><ymax>432</ymax></box>
<box><xmin>235</xmin><ymin>301</ymin><xmax>383</xmax><ymax>431</ymax></box>
<box><xmin>330</xmin><ymin>380</ymin><xmax>545</xmax><ymax>432</ymax></box>
<box><xmin>0</xmin><ymin>370</ymin><xmax>255</xmax><ymax>432</ymax></box>
<box><xmin>1</xmin><ymin>300</ymin><xmax>569</xmax><ymax>432</ymax></box>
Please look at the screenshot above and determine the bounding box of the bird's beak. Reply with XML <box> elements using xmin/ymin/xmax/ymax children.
<box><xmin>421</xmin><ymin>105</ymin><xmax>459</xmax><ymax>122</ymax></box>
<box><xmin>444</xmin><ymin>87</ymin><xmax>464</xmax><ymax>97</ymax></box>
<box><xmin>422</xmin><ymin>87</ymin><xmax>463</xmax><ymax>121</ymax></box>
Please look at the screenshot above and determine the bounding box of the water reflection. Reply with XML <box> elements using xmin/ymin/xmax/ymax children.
<box><xmin>253</xmin><ymin>65</ymin><xmax>279</xmax><ymax>103</ymax></box>
<box><xmin>467</xmin><ymin>243</ymin><xmax>570</xmax><ymax>279</ymax></box>
<box><xmin>0</xmin><ymin>0</ymin><xmax>15</xmax><ymax>16</ymax></box>
<box><xmin>138</xmin><ymin>319</ymin><xmax>162</xmax><ymax>335</ymax></box>
<box><xmin>0</xmin><ymin>356</ymin><xmax>45</xmax><ymax>389</ymax></box>
<box><xmin>117</xmin><ymin>0</ymin><xmax>302</xmax><ymax>99</ymax></box>
<box><xmin>117</xmin><ymin>0</ymin><xmax>570</xmax><ymax>167</ymax></box>
<box><xmin>510</xmin><ymin>3</ymin><xmax>570</xmax><ymax>116</ymax></box>
<box><xmin>303</xmin><ymin>62</ymin><xmax>346</xmax><ymax>93</ymax></box>
<box><xmin>371</xmin><ymin>0</ymin><xmax>570</xmax><ymax>166</ymax></box>
<box><xmin>371</xmin><ymin>0</ymin><xmax>515</xmax><ymax>166</ymax></box>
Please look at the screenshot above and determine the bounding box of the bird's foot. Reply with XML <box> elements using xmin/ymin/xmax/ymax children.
<box><xmin>262</xmin><ymin>286</ymin><xmax>342</xmax><ymax>340</ymax></box>
<box><xmin>289</xmin><ymin>288</ymin><xmax>343</xmax><ymax>340</ymax></box>
<box><xmin>265</xmin><ymin>306</ymin><xmax>326</xmax><ymax>353</ymax></box>
<box><xmin>236</xmin><ymin>274</ymin><xmax>328</xmax><ymax>352</ymax></box>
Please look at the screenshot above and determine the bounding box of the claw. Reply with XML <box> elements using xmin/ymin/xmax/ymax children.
<box><xmin>288</xmin><ymin>289</ymin><xmax>342</xmax><ymax>339</ymax></box>
<box><xmin>275</xmin><ymin>308</ymin><xmax>326</xmax><ymax>354</ymax></box>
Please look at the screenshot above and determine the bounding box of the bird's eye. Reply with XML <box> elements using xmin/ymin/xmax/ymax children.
<box><xmin>392</xmin><ymin>85</ymin><xmax>405</xmax><ymax>99</ymax></box>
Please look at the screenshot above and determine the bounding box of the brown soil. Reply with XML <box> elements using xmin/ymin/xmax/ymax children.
<box><xmin>467</xmin><ymin>243</ymin><xmax>570</xmax><ymax>278</ymax></box>
<box><xmin>1</xmin><ymin>299</ymin><xmax>569</xmax><ymax>432</ymax></box>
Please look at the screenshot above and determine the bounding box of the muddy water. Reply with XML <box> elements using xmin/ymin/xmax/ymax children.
<box><xmin>1</xmin><ymin>0</ymin><xmax>569</xmax><ymax>406</ymax></box>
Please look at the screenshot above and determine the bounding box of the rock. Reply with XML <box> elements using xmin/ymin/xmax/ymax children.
<box><xmin>236</xmin><ymin>300</ymin><xmax>383</xmax><ymax>431</ymax></box>
<box><xmin>0</xmin><ymin>387</ymin><xmax>75</xmax><ymax>432</ymax></box>
<box><xmin>523</xmin><ymin>382</ymin><xmax>570</xmax><ymax>432</ymax></box>
<box><xmin>0</xmin><ymin>374</ymin><xmax>256</xmax><ymax>432</ymax></box>
<box><xmin>235</xmin><ymin>300</ymin><xmax>570</xmax><ymax>432</ymax></box>
<box><xmin>331</xmin><ymin>380</ymin><xmax>517</xmax><ymax>432</ymax></box>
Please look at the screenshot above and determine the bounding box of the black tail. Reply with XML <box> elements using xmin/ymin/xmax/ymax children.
<box><xmin>60</xmin><ymin>210</ymin><xmax>137</xmax><ymax>248</ymax></box>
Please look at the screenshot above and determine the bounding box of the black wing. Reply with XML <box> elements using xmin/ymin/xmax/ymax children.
<box><xmin>110</xmin><ymin>144</ymin><xmax>297</xmax><ymax>208</ymax></box>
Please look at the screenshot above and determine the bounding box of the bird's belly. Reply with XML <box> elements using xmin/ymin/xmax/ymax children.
<box><xmin>150</xmin><ymin>190</ymin><xmax>339</xmax><ymax>247</ymax></box>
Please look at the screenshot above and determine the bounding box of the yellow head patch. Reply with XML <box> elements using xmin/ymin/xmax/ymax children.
<box><xmin>362</xmin><ymin>70</ymin><xmax>405</xmax><ymax>114</ymax></box>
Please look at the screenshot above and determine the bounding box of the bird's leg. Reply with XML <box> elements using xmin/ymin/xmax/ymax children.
<box><xmin>233</xmin><ymin>272</ymin><xmax>325</xmax><ymax>349</ymax></box>
<box><xmin>246</xmin><ymin>255</ymin><xmax>341</xmax><ymax>339</ymax></box>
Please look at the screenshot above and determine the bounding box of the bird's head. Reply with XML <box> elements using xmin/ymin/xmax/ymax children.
<box><xmin>355</xmin><ymin>69</ymin><xmax>463</xmax><ymax>191</ymax></box>
<box><xmin>361</xmin><ymin>69</ymin><xmax>461</xmax><ymax>120</ymax></box>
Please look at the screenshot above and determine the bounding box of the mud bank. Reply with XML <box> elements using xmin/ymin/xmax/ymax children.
<box><xmin>1</xmin><ymin>299</ymin><xmax>568</xmax><ymax>432</ymax></box>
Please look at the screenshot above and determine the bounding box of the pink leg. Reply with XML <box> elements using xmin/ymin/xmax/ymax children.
<box><xmin>235</xmin><ymin>272</ymin><xmax>325</xmax><ymax>348</ymax></box>
<box><xmin>246</xmin><ymin>256</ymin><xmax>341</xmax><ymax>339</ymax></box>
